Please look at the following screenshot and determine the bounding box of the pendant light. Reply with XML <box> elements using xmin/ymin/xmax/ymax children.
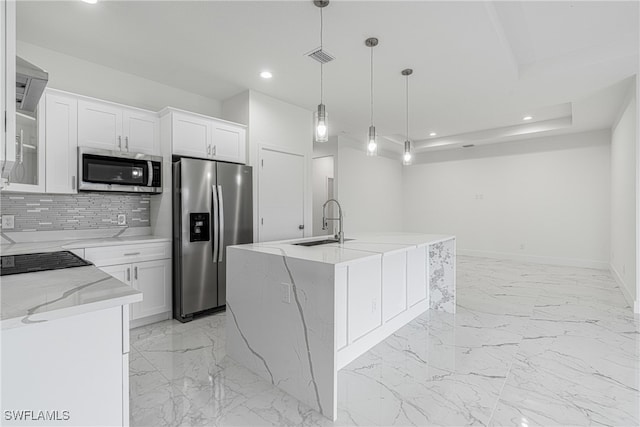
<box><xmin>365</xmin><ymin>37</ymin><xmax>379</xmax><ymax>156</ymax></box>
<box><xmin>402</xmin><ymin>68</ymin><xmax>413</xmax><ymax>165</ymax></box>
<box><xmin>313</xmin><ymin>0</ymin><xmax>330</xmax><ymax>143</ymax></box>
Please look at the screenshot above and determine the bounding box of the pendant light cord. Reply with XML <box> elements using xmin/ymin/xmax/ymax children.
<box><xmin>370</xmin><ymin>46</ymin><xmax>374</xmax><ymax>126</ymax></box>
<box><xmin>320</xmin><ymin>7</ymin><xmax>324</xmax><ymax>105</ymax></box>
<box><xmin>405</xmin><ymin>74</ymin><xmax>409</xmax><ymax>140</ymax></box>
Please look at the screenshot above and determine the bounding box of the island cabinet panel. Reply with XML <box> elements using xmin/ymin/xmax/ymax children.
<box><xmin>347</xmin><ymin>257</ymin><xmax>382</xmax><ymax>342</ymax></box>
<box><xmin>335</xmin><ymin>266</ymin><xmax>348</xmax><ymax>349</ymax></box>
<box><xmin>382</xmin><ymin>252</ymin><xmax>407</xmax><ymax>322</ymax></box>
<box><xmin>407</xmin><ymin>246</ymin><xmax>428</xmax><ymax>306</ymax></box>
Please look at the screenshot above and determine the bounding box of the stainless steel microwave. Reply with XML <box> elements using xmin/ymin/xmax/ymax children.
<box><xmin>78</xmin><ymin>147</ymin><xmax>162</xmax><ymax>194</ymax></box>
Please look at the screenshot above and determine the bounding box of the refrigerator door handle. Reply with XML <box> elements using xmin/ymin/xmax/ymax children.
<box><xmin>217</xmin><ymin>184</ymin><xmax>225</xmax><ymax>262</ymax></box>
<box><xmin>212</xmin><ymin>184</ymin><xmax>219</xmax><ymax>263</ymax></box>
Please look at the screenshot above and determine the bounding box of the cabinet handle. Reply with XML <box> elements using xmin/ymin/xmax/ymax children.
<box><xmin>125</xmin><ymin>136</ymin><xmax>129</xmax><ymax>151</ymax></box>
<box><xmin>207</xmin><ymin>145</ymin><xmax>211</xmax><ymax>155</ymax></box>
<box><xmin>127</xmin><ymin>267</ymin><xmax>131</xmax><ymax>282</ymax></box>
<box><xmin>212</xmin><ymin>145</ymin><xmax>216</xmax><ymax>156</ymax></box>
<box><xmin>118</xmin><ymin>136</ymin><xmax>122</xmax><ymax>150</ymax></box>
<box><xmin>71</xmin><ymin>176</ymin><xmax>76</xmax><ymax>191</ymax></box>
<box><xmin>134</xmin><ymin>266</ymin><xmax>138</xmax><ymax>280</ymax></box>
<box><xmin>124</xmin><ymin>252</ymin><xmax>140</xmax><ymax>256</ymax></box>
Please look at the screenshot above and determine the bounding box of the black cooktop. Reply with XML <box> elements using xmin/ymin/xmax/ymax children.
<box><xmin>0</xmin><ymin>251</ymin><xmax>93</xmax><ymax>276</ymax></box>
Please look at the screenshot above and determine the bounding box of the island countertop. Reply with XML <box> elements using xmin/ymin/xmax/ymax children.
<box><xmin>0</xmin><ymin>265</ymin><xmax>142</xmax><ymax>330</ymax></box>
<box><xmin>229</xmin><ymin>232</ymin><xmax>455</xmax><ymax>265</ymax></box>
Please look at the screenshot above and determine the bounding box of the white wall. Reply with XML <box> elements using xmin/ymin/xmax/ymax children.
<box><xmin>403</xmin><ymin>130</ymin><xmax>611</xmax><ymax>269</ymax></box>
<box><xmin>336</xmin><ymin>137</ymin><xmax>404</xmax><ymax>234</ymax></box>
<box><xmin>312</xmin><ymin>156</ymin><xmax>335</xmax><ymax>236</ymax></box>
<box><xmin>222</xmin><ymin>90</ymin><xmax>313</xmax><ymax>241</ymax></box>
<box><xmin>610</xmin><ymin>82</ymin><xmax>637</xmax><ymax>309</ymax></box>
<box><xmin>18</xmin><ymin>41</ymin><xmax>222</xmax><ymax>116</ymax></box>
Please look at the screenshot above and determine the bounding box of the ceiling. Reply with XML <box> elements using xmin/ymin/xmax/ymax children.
<box><xmin>17</xmin><ymin>1</ymin><xmax>639</xmax><ymax>153</ymax></box>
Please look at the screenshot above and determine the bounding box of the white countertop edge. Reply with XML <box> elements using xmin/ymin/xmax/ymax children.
<box><xmin>230</xmin><ymin>234</ymin><xmax>456</xmax><ymax>265</ymax></box>
<box><xmin>0</xmin><ymin>235</ymin><xmax>171</xmax><ymax>256</ymax></box>
<box><xmin>1</xmin><ymin>292</ymin><xmax>142</xmax><ymax>331</ymax></box>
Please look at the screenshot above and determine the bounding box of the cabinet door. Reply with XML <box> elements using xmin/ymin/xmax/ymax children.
<box><xmin>78</xmin><ymin>100</ymin><xmax>122</xmax><ymax>151</ymax></box>
<box><xmin>172</xmin><ymin>113</ymin><xmax>211</xmax><ymax>159</ymax></box>
<box><xmin>1</xmin><ymin>0</ymin><xmax>16</xmax><ymax>181</ymax></box>
<box><xmin>45</xmin><ymin>92</ymin><xmax>78</xmax><ymax>194</ymax></box>
<box><xmin>122</xmin><ymin>109</ymin><xmax>158</xmax><ymax>155</ymax></box>
<box><xmin>347</xmin><ymin>258</ymin><xmax>382</xmax><ymax>342</ymax></box>
<box><xmin>382</xmin><ymin>252</ymin><xmax>407</xmax><ymax>322</ymax></box>
<box><xmin>101</xmin><ymin>263</ymin><xmax>133</xmax><ymax>286</ymax></box>
<box><xmin>132</xmin><ymin>259</ymin><xmax>171</xmax><ymax>320</ymax></box>
<box><xmin>407</xmin><ymin>246</ymin><xmax>427</xmax><ymax>306</ymax></box>
<box><xmin>212</xmin><ymin>120</ymin><xmax>246</xmax><ymax>164</ymax></box>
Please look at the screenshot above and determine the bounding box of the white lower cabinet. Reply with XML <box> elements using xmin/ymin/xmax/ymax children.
<box><xmin>407</xmin><ymin>246</ymin><xmax>427</xmax><ymax>306</ymax></box>
<box><xmin>347</xmin><ymin>257</ymin><xmax>382</xmax><ymax>342</ymax></box>
<box><xmin>382</xmin><ymin>251</ymin><xmax>407</xmax><ymax>322</ymax></box>
<box><xmin>84</xmin><ymin>242</ymin><xmax>172</xmax><ymax>328</ymax></box>
<box><xmin>1</xmin><ymin>306</ymin><xmax>129</xmax><ymax>426</ymax></box>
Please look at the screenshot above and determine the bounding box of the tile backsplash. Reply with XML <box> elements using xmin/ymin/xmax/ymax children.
<box><xmin>0</xmin><ymin>193</ymin><xmax>150</xmax><ymax>232</ymax></box>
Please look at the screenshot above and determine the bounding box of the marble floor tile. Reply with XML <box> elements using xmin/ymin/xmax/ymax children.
<box><xmin>130</xmin><ymin>256</ymin><xmax>640</xmax><ymax>426</ymax></box>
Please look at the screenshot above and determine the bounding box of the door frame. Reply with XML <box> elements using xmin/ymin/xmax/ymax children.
<box><xmin>257</xmin><ymin>144</ymin><xmax>308</xmax><ymax>242</ymax></box>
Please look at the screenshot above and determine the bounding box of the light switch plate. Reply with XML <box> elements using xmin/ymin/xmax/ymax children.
<box><xmin>281</xmin><ymin>283</ymin><xmax>291</xmax><ymax>304</ymax></box>
<box><xmin>117</xmin><ymin>214</ymin><xmax>126</xmax><ymax>226</ymax></box>
<box><xmin>1</xmin><ymin>215</ymin><xmax>15</xmax><ymax>229</ymax></box>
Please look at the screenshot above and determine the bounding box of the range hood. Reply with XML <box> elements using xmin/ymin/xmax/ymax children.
<box><xmin>16</xmin><ymin>56</ymin><xmax>48</xmax><ymax>113</ymax></box>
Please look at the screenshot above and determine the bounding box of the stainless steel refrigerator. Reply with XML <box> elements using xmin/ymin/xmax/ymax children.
<box><xmin>172</xmin><ymin>158</ymin><xmax>253</xmax><ymax>322</ymax></box>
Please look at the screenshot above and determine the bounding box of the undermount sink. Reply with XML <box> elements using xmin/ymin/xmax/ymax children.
<box><xmin>293</xmin><ymin>238</ymin><xmax>354</xmax><ymax>247</ymax></box>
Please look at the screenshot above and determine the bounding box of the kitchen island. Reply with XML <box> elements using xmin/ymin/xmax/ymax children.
<box><xmin>226</xmin><ymin>233</ymin><xmax>455</xmax><ymax>420</ymax></box>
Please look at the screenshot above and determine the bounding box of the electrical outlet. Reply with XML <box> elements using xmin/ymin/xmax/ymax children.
<box><xmin>281</xmin><ymin>283</ymin><xmax>291</xmax><ymax>304</ymax></box>
<box><xmin>117</xmin><ymin>214</ymin><xmax>126</xmax><ymax>226</ymax></box>
<box><xmin>1</xmin><ymin>215</ymin><xmax>15</xmax><ymax>230</ymax></box>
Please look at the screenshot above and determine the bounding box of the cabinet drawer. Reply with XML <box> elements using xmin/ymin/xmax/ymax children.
<box><xmin>85</xmin><ymin>242</ymin><xmax>170</xmax><ymax>266</ymax></box>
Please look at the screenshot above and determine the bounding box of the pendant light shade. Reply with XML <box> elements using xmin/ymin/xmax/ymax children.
<box><xmin>315</xmin><ymin>103</ymin><xmax>328</xmax><ymax>143</ymax></box>
<box><xmin>365</xmin><ymin>37</ymin><xmax>379</xmax><ymax>156</ymax></box>
<box><xmin>313</xmin><ymin>0</ymin><xmax>330</xmax><ymax>143</ymax></box>
<box><xmin>402</xmin><ymin>68</ymin><xmax>413</xmax><ymax>165</ymax></box>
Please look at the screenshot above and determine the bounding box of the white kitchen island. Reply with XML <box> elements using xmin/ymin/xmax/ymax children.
<box><xmin>226</xmin><ymin>233</ymin><xmax>455</xmax><ymax>420</ymax></box>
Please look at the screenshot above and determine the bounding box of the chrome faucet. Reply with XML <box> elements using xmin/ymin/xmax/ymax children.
<box><xmin>322</xmin><ymin>198</ymin><xmax>344</xmax><ymax>243</ymax></box>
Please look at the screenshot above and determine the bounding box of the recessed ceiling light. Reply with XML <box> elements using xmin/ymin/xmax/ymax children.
<box><xmin>523</xmin><ymin>116</ymin><xmax>533</xmax><ymax>121</ymax></box>
<box><xmin>429</xmin><ymin>132</ymin><xmax>437</xmax><ymax>137</ymax></box>
<box><xmin>82</xmin><ymin>0</ymin><xmax>98</xmax><ymax>4</ymax></box>
<box><xmin>260</xmin><ymin>71</ymin><xmax>273</xmax><ymax>79</ymax></box>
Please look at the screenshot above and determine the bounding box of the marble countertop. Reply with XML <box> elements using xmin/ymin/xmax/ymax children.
<box><xmin>1</xmin><ymin>265</ymin><xmax>142</xmax><ymax>330</ymax></box>
<box><xmin>230</xmin><ymin>233</ymin><xmax>455</xmax><ymax>266</ymax></box>
<box><xmin>0</xmin><ymin>235</ymin><xmax>170</xmax><ymax>256</ymax></box>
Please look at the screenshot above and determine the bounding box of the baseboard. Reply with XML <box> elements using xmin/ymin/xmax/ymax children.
<box><xmin>609</xmin><ymin>263</ymin><xmax>638</xmax><ymax>313</ymax></box>
<box><xmin>458</xmin><ymin>249</ymin><xmax>609</xmax><ymax>270</ymax></box>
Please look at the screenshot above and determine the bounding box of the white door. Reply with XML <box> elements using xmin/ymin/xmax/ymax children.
<box><xmin>45</xmin><ymin>92</ymin><xmax>78</xmax><ymax>194</ymax></box>
<box><xmin>132</xmin><ymin>259</ymin><xmax>171</xmax><ymax>320</ymax></box>
<box><xmin>259</xmin><ymin>148</ymin><xmax>305</xmax><ymax>242</ymax></box>
<box><xmin>78</xmin><ymin>100</ymin><xmax>123</xmax><ymax>151</ymax></box>
<box><xmin>122</xmin><ymin>109</ymin><xmax>158</xmax><ymax>155</ymax></box>
<box><xmin>172</xmin><ymin>112</ymin><xmax>211</xmax><ymax>159</ymax></box>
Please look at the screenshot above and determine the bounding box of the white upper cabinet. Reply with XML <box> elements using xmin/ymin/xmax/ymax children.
<box><xmin>212</xmin><ymin>120</ymin><xmax>246</xmax><ymax>163</ymax></box>
<box><xmin>78</xmin><ymin>99</ymin><xmax>159</xmax><ymax>155</ymax></box>
<box><xmin>171</xmin><ymin>112</ymin><xmax>211</xmax><ymax>159</ymax></box>
<box><xmin>44</xmin><ymin>91</ymin><xmax>78</xmax><ymax>194</ymax></box>
<box><xmin>1</xmin><ymin>0</ymin><xmax>16</xmax><ymax>183</ymax></box>
<box><xmin>169</xmin><ymin>109</ymin><xmax>246</xmax><ymax>164</ymax></box>
<box><xmin>78</xmin><ymin>100</ymin><xmax>122</xmax><ymax>151</ymax></box>
<box><xmin>123</xmin><ymin>109</ymin><xmax>157</xmax><ymax>155</ymax></box>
